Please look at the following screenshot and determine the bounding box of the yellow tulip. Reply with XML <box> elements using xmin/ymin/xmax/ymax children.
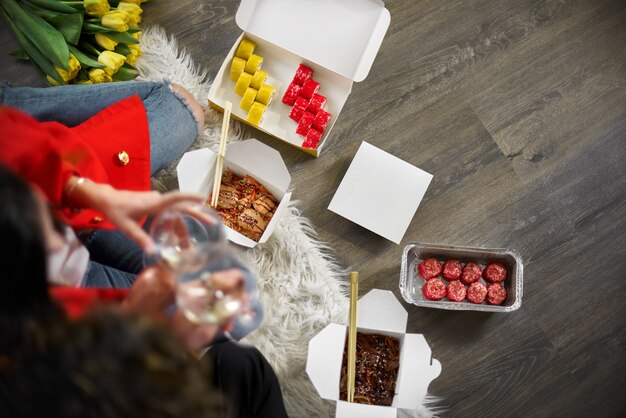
<box><xmin>53</xmin><ymin>53</ymin><xmax>81</xmax><ymax>83</ymax></box>
<box><xmin>115</xmin><ymin>2</ymin><xmax>142</xmax><ymax>26</ymax></box>
<box><xmin>77</xmin><ymin>80</ymin><xmax>94</xmax><ymax>85</ymax></box>
<box><xmin>95</xmin><ymin>33</ymin><xmax>118</xmax><ymax>51</ymax></box>
<box><xmin>101</xmin><ymin>10</ymin><xmax>129</xmax><ymax>32</ymax></box>
<box><xmin>119</xmin><ymin>0</ymin><xmax>143</xmax><ymax>4</ymax></box>
<box><xmin>46</xmin><ymin>75</ymin><xmax>60</xmax><ymax>86</ymax></box>
<box><xmin>98</xmin><ymin>50</ymin><xmax>126</xmax><ymax>75</ymax></box>
<box><xmin>89</xmin><ymin>68</ymin><xmax>113</xmax><ymax>83</ymax></box>
<box><xmin>125</xmin><ymin>44</ymin><xmax>142</xmax><ymax>65</ymax></box>
<box><xmin>84</xmin><ymin>0</ymin><xmax>110</xmax><ymax>16</ymax></box>
<box><xmin>132</xmin><ymin>30</ymin><xmax>141</xmax><ymax>41</ymax></box>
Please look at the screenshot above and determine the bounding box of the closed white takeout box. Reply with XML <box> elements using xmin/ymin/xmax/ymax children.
<box><xmin>176</xmin><ymin>139</ymin><xmax>292</xmax><ymax>248</ymax></box>
<box><xmin>208</xmin><ymin>0</ymin><xmax>391</xmax><ymax>156</ymax></box>
<box><xmin>328</xmin><ymin>142</ymin><xmax>433</xmax><ymax>244</ymax></box>
<box><xmin>306</xmin><ymin>289</ymin><xmax>441</xmax><ymax>418</ymax></box>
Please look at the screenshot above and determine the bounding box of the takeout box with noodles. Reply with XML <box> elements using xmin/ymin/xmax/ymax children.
<box><xmin>176</xmin><ymin>138</ymin><xmax>292</xmax><ymax>248</ymax></box>
<box><xmin>306</xmin><ymin>289</ymin><xmax>441</xmax><ymax>417</ymax></box>
<box><xmin>208</xmin><ymin>0</ymin><xmax>390</xmax><ymax>156</ymax></box>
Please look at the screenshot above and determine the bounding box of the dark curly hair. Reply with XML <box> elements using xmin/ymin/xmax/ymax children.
<box><xmin>0</xmin><ymin>309</ymin><xmax>225</xmax><ymax>418</ymax></box>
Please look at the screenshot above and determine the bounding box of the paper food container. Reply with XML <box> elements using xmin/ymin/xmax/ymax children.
<box><xmin>208</xmin><ymin>0</ymin><xmax>391</xmax><ymax>157</ymax></box>
<box><xmin>176</xmin><ymin>139</ymin><xmax>292</xmax><ymax>248</ymax></box>
<box><xmin>328</xmin><ymin>142</ymin><xmax>433</xmax><ymax>244</ymax></box>
<box><xmin>306</xmin><ymin>289</ymin><xmax>441</xmax><ymax>418</ymax></box>
<box><xmin>399</xmin><ymin>242</ymin><xmax>524</xmax><ymax>312</ymax></box>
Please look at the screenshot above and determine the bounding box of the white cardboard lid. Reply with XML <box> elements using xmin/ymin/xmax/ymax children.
<box><xmin>236</xmin><ymin>0</ymin><xmax>390</xmax><ymax>82</ymax></box>
<box><xmin>176</xmin><ymin>139</ymin><xmax>291</xmax><ymax>248</ymax></box>
<box><xmin>328</xmin><ymin>142</ymin><xmax>433</xmax><ymax>244</ymax></box>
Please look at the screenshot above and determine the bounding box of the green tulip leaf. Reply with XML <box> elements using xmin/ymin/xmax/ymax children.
<box><xmin>114</xmin><ymin>43</ymin><xmax>131</xmax><ymax>56</ymax></box>
<box><xmin>24</xmin><ymin>0</ymin><xmax>80</xmax><ymax>14</ymax></box>
<box><xmin>102</xmin><ymin>30</ymin><xmax>139</xmax><ymax>45</ymax></box>
<box><xmin>47</xmin><ymin>13</ymin><xmax>84</xmax><ymax>45</ymax></box>
<box><xmin>0</xmin><ymin>7</ymin><xmax>64</xmax><ymax>84</ymax></box>
<box><xmin>1</xmin><ymin>0</ymin><xmax>70</xmax><ymax>70</ymax></box>
<box><xmin>112</xmin><ymin>65</ymin><xmax>139</xmax><ymax>81</ymax></box>
<box><xmin>68</xmin><ymin>45</ymin><xmax>105</xmax><ymax>68</ymax></box>
<box><xmin>9</xmin><ymin>48</ymin><xmax>30</xmax><ymax>60</ymax></box>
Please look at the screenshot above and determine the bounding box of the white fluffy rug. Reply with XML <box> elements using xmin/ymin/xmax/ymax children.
<box><xmin>136</xmin><ymin>26</ymin><xmax>439</xmax><ymax>418</ymax></box>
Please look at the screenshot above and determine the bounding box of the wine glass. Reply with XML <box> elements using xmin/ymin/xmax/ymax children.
<box><xmin>145</xmin><ymin>205</ymin><xmax>243</xmax><ymax>324</ymax></box>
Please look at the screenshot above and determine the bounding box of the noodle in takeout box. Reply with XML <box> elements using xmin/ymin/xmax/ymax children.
<box><xmin>208</xmin><ymin>0</ymin><xmax>391</xmax><ymax>157</ymax></box>
<box><xmin>176</xmin><ymin>138</ymin><xmax>292</xmax><ymax>248</ymax></box>
<box><xmin>307</xmin><ymin>289</ymin><xmax>441</xmax><ymax>417</ymax></box>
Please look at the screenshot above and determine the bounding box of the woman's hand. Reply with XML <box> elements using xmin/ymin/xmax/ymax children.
<box><xmin>64</xmin><ymin>176</ymin><xmax>204</xmax><ymax>251</ymax></box>
<box><xmin>121</xmin><ymin>264</ymin><xmax>176</xmax><ymax>315</ymax></box>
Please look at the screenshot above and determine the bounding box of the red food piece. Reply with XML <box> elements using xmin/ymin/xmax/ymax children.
<box><xmin>282</xmin><ymin>82</ymin><xmax>301</xmax><ymax>106</ymax></box>
<box><xmin>483</xmin><ymin>262</ymin><xmax>508</xmax><ymax>283</ymax></box>
<box><xmin>289</xmin><ymin>96</ymin><xmax>309</xmax><ymax>122</ymax></box>
<box><xmin>293</xmin><ymin>64</ymin><xmax>313</xmax><ymax>85</ymax></box>
<box><xmin>461</xmin><ymin>262</ymin><xmax>482</xmax><ymax>285</ymax></box>
<box><xmin>306</xmin><ymin>93</ymin><xmax>327</xmax><ymax>113</ymax></box>
<box><xmin>446</xmin><ymin>280</ymin><xmax>467</xmax><ymax>302</ymax></box>
<box><xmin>313</xmin><ymin>109</ymin><xmax>332</xmax><ymax>132</ymax></box>
<box><xmin>417</xmin><ymin>258</ymin><xmax>442</xmax><ymax>280</ymax></box>
<box><xmin>302</xmin><ymin>128</ymin><xmax>322</xmax><ymax>149</ymax></box>
<box><xmin>300</xmin><ymin>78</ymin><xmax>320</xmax><ymax>99</ymax></box>
<box><xmin>442</xmin><ymin>259</ymin><xmax>462</xmax><ymax>281</ymax></box>
<box><xmin>422</xmin><ymin>278</ymin><xmax>447</xmax><ymax>301</ymax></box>
<box><xmin>486</xmin><ymin>283</ymin><xmax>507</xmax><ymax>305</ymax></box>
<box><xmin>296</xmin><ymin>111</ymin><xmax>315</xmax><ymax>136</ymax></box>
<box><xmin>466</xmin><ymin>282</ymin><xmax>488</xmax><ymax>304</ymax></box>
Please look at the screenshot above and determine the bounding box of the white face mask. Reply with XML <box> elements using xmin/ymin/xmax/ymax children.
<box><xmin>47</xmin><ymin>225</ymin><xmax>89</xmax><ymax>287</ymax></box>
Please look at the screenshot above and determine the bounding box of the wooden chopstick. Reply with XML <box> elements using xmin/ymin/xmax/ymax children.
<box><xmin>211</xmin><ymin>101</ymin><xmax>232</xmax><ymax>207</ymax></box>
<box><xmin>347</xmin><ymin>271</ymin><xmax>359</xmax><ymax>403</ymax></box>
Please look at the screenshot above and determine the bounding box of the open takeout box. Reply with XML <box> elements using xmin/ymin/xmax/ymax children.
<box><xmin>208</xmin><ymin>0</ymin><xmax>391</xmax><ymax>156</ymax></box>
<box><xmin>306</xmin><ymin>289</ymin><xmax>441</xmax><ymax>417</ymax></box>
<box><xmin>176</xmin><ymin>139</ymin><xmax>292</xmax><ymax>248</ymax></box>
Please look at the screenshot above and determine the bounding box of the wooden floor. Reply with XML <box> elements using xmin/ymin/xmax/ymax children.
<box><xmin>2</xmin><ymin>0</ymin><xmax>625</xmax><ymax>416</ymax></box>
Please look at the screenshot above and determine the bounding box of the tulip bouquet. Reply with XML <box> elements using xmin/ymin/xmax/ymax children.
<box><xmin>0</xmin><ymin>0</ymin><xmax>147</xmax><ymax>85</ymax></box>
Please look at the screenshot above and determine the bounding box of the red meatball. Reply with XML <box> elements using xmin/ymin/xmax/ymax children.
<box><xmin>442</xmin><ymin>259</ymin><xmax>462</xmax><ymax>281</ymax></box>
<box><xmin>446</xmin><ymin>280</ymin><xmax>467</xmax><ymax>302</ymax></box>
<box><xmin>461</xmin><ymin>262</ymin><xmax>482</xmax><ymax>285</ymax></box>
<box><xmin>417</xmin><ymin>258</ymin><xmax>442</xmax><ymax>280</ymax></box>
<box><xmin>422</xmin><ymin>278</ymin><xmax>447</xmax><ymax>301</ymax></box>
<box><xmin>466</xmin><ymin>282</ymin><xmax>488</xmax><ymax>304</ymax></box>
<box><xmin>487</xmin><ymin>283</ymin><xmax>507</xmax><ymax>305</ymax></box>
<box><xmin>483</xmin><ymin>262</ymin><xmax>508</xmax><ymax>283</ymax></box>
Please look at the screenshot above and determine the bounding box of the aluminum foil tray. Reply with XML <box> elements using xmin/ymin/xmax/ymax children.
<box><xmin>399</xmin><ymin>242</ymin><xmax>523</xmax><ymax>312</ymax></box>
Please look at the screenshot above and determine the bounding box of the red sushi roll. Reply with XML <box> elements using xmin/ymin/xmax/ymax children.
<box><xmin>302</xmin><ymin>128</ymin><xmax>322</xmax><ymax>149</ymax></box>
<box><xmin>417</xmin><ymin>258</ymin><xmax>442</xmax><ymax>280</ymax></box>
<box><xmin>486</xmin><ymin>283</ymin><xmax>507</xmax><ymax>305</ymax></box>
<box><xmin>446</xmin><ymin>280</ymin><xmax>467</xmax><ymax>302</ymax></box>
<box><xmin>313</xmin><ymin>109</ymin><xmax>332</xmax><ymax>132</ymax></box>
<box><xmin>282</xmin><ymin>81</ymin><xmax>302</xmax><ymax>106</ymax></box>
<box><xmin>296</xmin><ymin>111</ymin><xmax>315</xmax><ymax>136</ymax></box>
<box><xmin>306</xmin><ymin>93</ymin><xmax>326</xmax><ymax>113</ymax></box>
<box><xmin>442</xmin><ymin>259</ymin><xmax>462</xmax><ymax>281</ymax></box>
<box><xmin>422</xmin><ymin>278</ymin><xmax>447</xmax><ymax>301</ymax></box>
<box><xmin>466</xmin><ymin>282</ymin><xmax>488</xmax><ymax>304</ymax></box>
<box><xmin>300</xmin><ymin>78</ymin><xmax>320</xmax><ymax>99</ymax></box>
<box><xmin>461</xmin><ymin>262</ymin><xmax>482</xmax><ymax>285</ymax></box>
<box><xmin>293</xmin><ymin>64</ymin><xmax>313</xmax><ymax>85</ymax></box>
<box><xmin>483</xmin><ymin>261</ymin><xmax>508</xmax><ymax>283</ymax></box>
<box><xmin>289</xmin><ymin>96</ymin><xmax>309</xmax><ymax>122</ymax></box>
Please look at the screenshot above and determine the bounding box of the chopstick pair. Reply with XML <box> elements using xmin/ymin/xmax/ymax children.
<box><xmin>210</xmin><ymin>101</ymin><xmax>232</xmax><ymax>208</ymax></box>
<box><xmin>347</xmin><ymin>271</ymin><xmax>359</xmax><ymax>403</ymax></box>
